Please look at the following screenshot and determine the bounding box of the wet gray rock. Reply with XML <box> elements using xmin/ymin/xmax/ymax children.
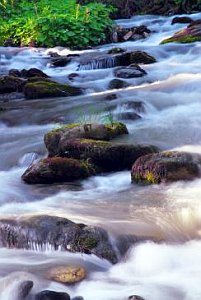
<box><xmin>50</xmin><ymin>57</ymin><xmax>71</xmax><ymax>67</ymax></box>
<box><xmin>0</xmin><ymin>215</ymin><xmax>118</xmax><ymax>263</ymax></box>
<box><xmin>35</xmin><ymin>290</ymin><xmax>70</xmax><ymax>300</ymax></box>
<box><xmin>114</xmin><ymin>65</ymin><xmax>147</xmax><ymax>79</ymax></box>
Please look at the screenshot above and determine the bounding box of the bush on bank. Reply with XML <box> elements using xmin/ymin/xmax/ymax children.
<box><xmin>0</xmin><ymin>0</ymin><xmax>114</xmax><ymax>48</ymax></box>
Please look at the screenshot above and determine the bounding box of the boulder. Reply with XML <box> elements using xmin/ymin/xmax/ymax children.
<box><xmin>50</xmin><ymin>57</ymin><xmax>71</xmax><ymax>67</ymax></box>
<box><xmin>0</xmin><ymin>215</ymin><xmax>118</xmax><ymax>263</ymax></box>
<box><xmin>0</xmin><ymin>76</ymin><xmax>25</xmax><ymax>94</ymax></box>
<box><xmin>108</xmin><ymin>79</ymin><xmax>129</xmax><ymax>89</ymax></box>
<box><xmin>131</xmin><ymin>151</ymin><xmax>201</xmax><ymax>184</ymax></box>
<box><xmin>35</xmin><ymin>290</ymin><xmax>70</xmax><ymax>300</ymax></box>
<box><xmin>161</xmin><ymin>20</ymin><xmax>201</xmax><ymax>44</ymax></box>
<box><xmin>114</xmin><ymin>65</ymin><xmax>147</xmax><ymax>78</ymax></box>
<box><xmin>171</xmin><ymin>16</ymin><xmax>193</xmax><ymax>25</ymax></box>
<box><xmin>23</xmin><ymin>80</ymin><xmax>82</xmax><ymax>99</ymax></box>
<box><xmin>72</xmin><ymin>297</ymin><xmax>84</xmax><ymax>300</ymax></box>
<box><xmin>48</xmin><ymin>138</ymin><xmax>159</xmax><ymax>172</ymax></box>
<box><xmin>47</xmin><ymin>266</ymin><xmax>86</xmax><ymax>284</ymax></box>
<box><xmin>22</xmin><ymin>157</ymin><xmax>96</xmax><ymax>184</ymax></box>
<box><xmin>129</xmin><ymin>51</ymin><xmax>156</xmax><ymax>64</ymax></box>
<box><xmin>44</xmin><ymin>123</ymin><xmax>129</xmax><ymax>156</ymax></box>
<box><xmin>112</xmin><ymin>25</ymin><xmax>151</xmax><ymax>42</ymax></box>
<box><xmin>9</xmin><ymin>68</ymin><xmax>49</xmax><ymax>78</ymax></box>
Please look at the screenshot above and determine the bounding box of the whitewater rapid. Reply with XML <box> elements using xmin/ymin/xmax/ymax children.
<box><xmin>1</xmin><ymin>12</ymin><xmax>201</xmax><ymax>300</ymax></box>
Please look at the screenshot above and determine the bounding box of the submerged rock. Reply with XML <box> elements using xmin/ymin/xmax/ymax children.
<box><xmin>131</xmin><ymin>151</ymin><xmax>201</xmax><ymax>184</ymax></box>
<box><xmin>108</xmin><ymin>78</ymin><xmax>129</xmax><ymax>89</ymax></box>
<box><xmin>35</xmin><ymin>290</ymin><xmax>70</xmax><ymax>300</ymax></box>
<box><xmin>0</xmin><ymin>215</ymin><xmax>118</xmax><ymax>263</ymax></box>
<box><xmin>114</xmin><ymin>65</ymin><xmax>147</xmax><ymax>78</ymax></box>
<box><xmin>116</xmin><ymin>112</ymin><xmax>141</xmax><ymax>121</ymax></box>
<box><xmin>44</xmin><ymin>123</ymin><xmax>129</xmax><ymax>156</ymax></box>
<box><xmin>22</xmin><ymin>157</ymin><xmax>95</xmax><ymax>184</ymax></box>
<box><xmin>23</xmin><ymin>80</ymin><xmax>82</xmax><ymax>99</ymax></box>
<box><xmin>47</xmin><ymin>266</ymin><xmax>86</xmax><ymax>284</ymax></box>
<box><xmin>161</xmin><ymin>20</ymin><xmax>201</xmax><ymax>44</ymax></box>
<box><xmin>49</xmin><ymin>138</ymin><xmax>159</xmax><ymax>172</ymax></box>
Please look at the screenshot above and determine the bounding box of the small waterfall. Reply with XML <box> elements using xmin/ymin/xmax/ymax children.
<box><xmin>78</xmin><ymin>56</ymin><xmax>117</xmax><ymax>70</ymax></box>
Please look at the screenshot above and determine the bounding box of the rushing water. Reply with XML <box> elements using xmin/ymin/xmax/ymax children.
<box><xmin>1</xmin><ymin>12</ymin><xmax>201</xmax><ymax>300</ymax></box>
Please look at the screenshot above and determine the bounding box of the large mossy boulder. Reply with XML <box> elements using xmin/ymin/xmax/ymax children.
<box><xmin>23</xmin><ymin>80</ymin><xmax>82</xmax><ymax>99</ymax></box>
<box><xmin>0</xmin><ymin>76</ymin><xmax>25</xmax><ymax>94</ymax></box>
<box><xmin>44</xmin><ymin>123</ymin><xmax>129</xmax><ymax>156</ymax></box>
<box><xmin>47</xmin><ymin>138</ymin><xmax>159</xmax><ymax>172</ymax></box>
<box><xmin>0</xmin><ymin>215</ymin><xmax>118</xmax><ymax>263</ymax></box>
<box><xmin>22</xmin><ymin>157</ymin><xmax>95</xmax><ymax>184</ymax></box>
<box><xmin>161</xmin><ymin>20</ymin><xmax>201</xmax><ymax>44</ymax></box>
<box><xmin>131</xmin><ymin>151</ymin><xmax>201</xmax><ymax>184</ymax></box>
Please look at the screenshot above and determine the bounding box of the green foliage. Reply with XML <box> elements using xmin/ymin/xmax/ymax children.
<box><xmin>0</xmin><ymin>0</ymin><xmax>114</xmax><ymax>48</ymax></box>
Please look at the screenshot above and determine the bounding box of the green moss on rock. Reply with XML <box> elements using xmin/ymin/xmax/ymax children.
<box><xmin>131</xmin><ymin>151</ymin><xmax>200</xmax><ymax>185</ymax></box>
<box><xmin>161</xmin><ymin>35</ymin><xmax>201</xmax><ymax>44</ymax></box>
<box><xmin>24</xmin><ymin>80</ymin><xmax>82</xmax><ymax>99</ymax></box>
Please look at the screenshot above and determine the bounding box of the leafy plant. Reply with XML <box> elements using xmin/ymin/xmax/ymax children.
<box><xmin>0</xmin><ymin>0</ymin><xmax>114</xmax><ymax>48</ymax></box>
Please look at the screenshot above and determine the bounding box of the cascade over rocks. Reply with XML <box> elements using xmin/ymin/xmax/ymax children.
<box><xmin>131</xmin><ymin>151</ymin><xmax>201</xmax><ymax>184</ymax></box>
<box><xmin>78</xmin><ymin>51</ymin><xmax>156</xmax><ymax>71</ymax></box>
<box><xmin>0</xmin><ymin>215</ymin><xmax>118</xmax><ymax>263</ymax></box>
